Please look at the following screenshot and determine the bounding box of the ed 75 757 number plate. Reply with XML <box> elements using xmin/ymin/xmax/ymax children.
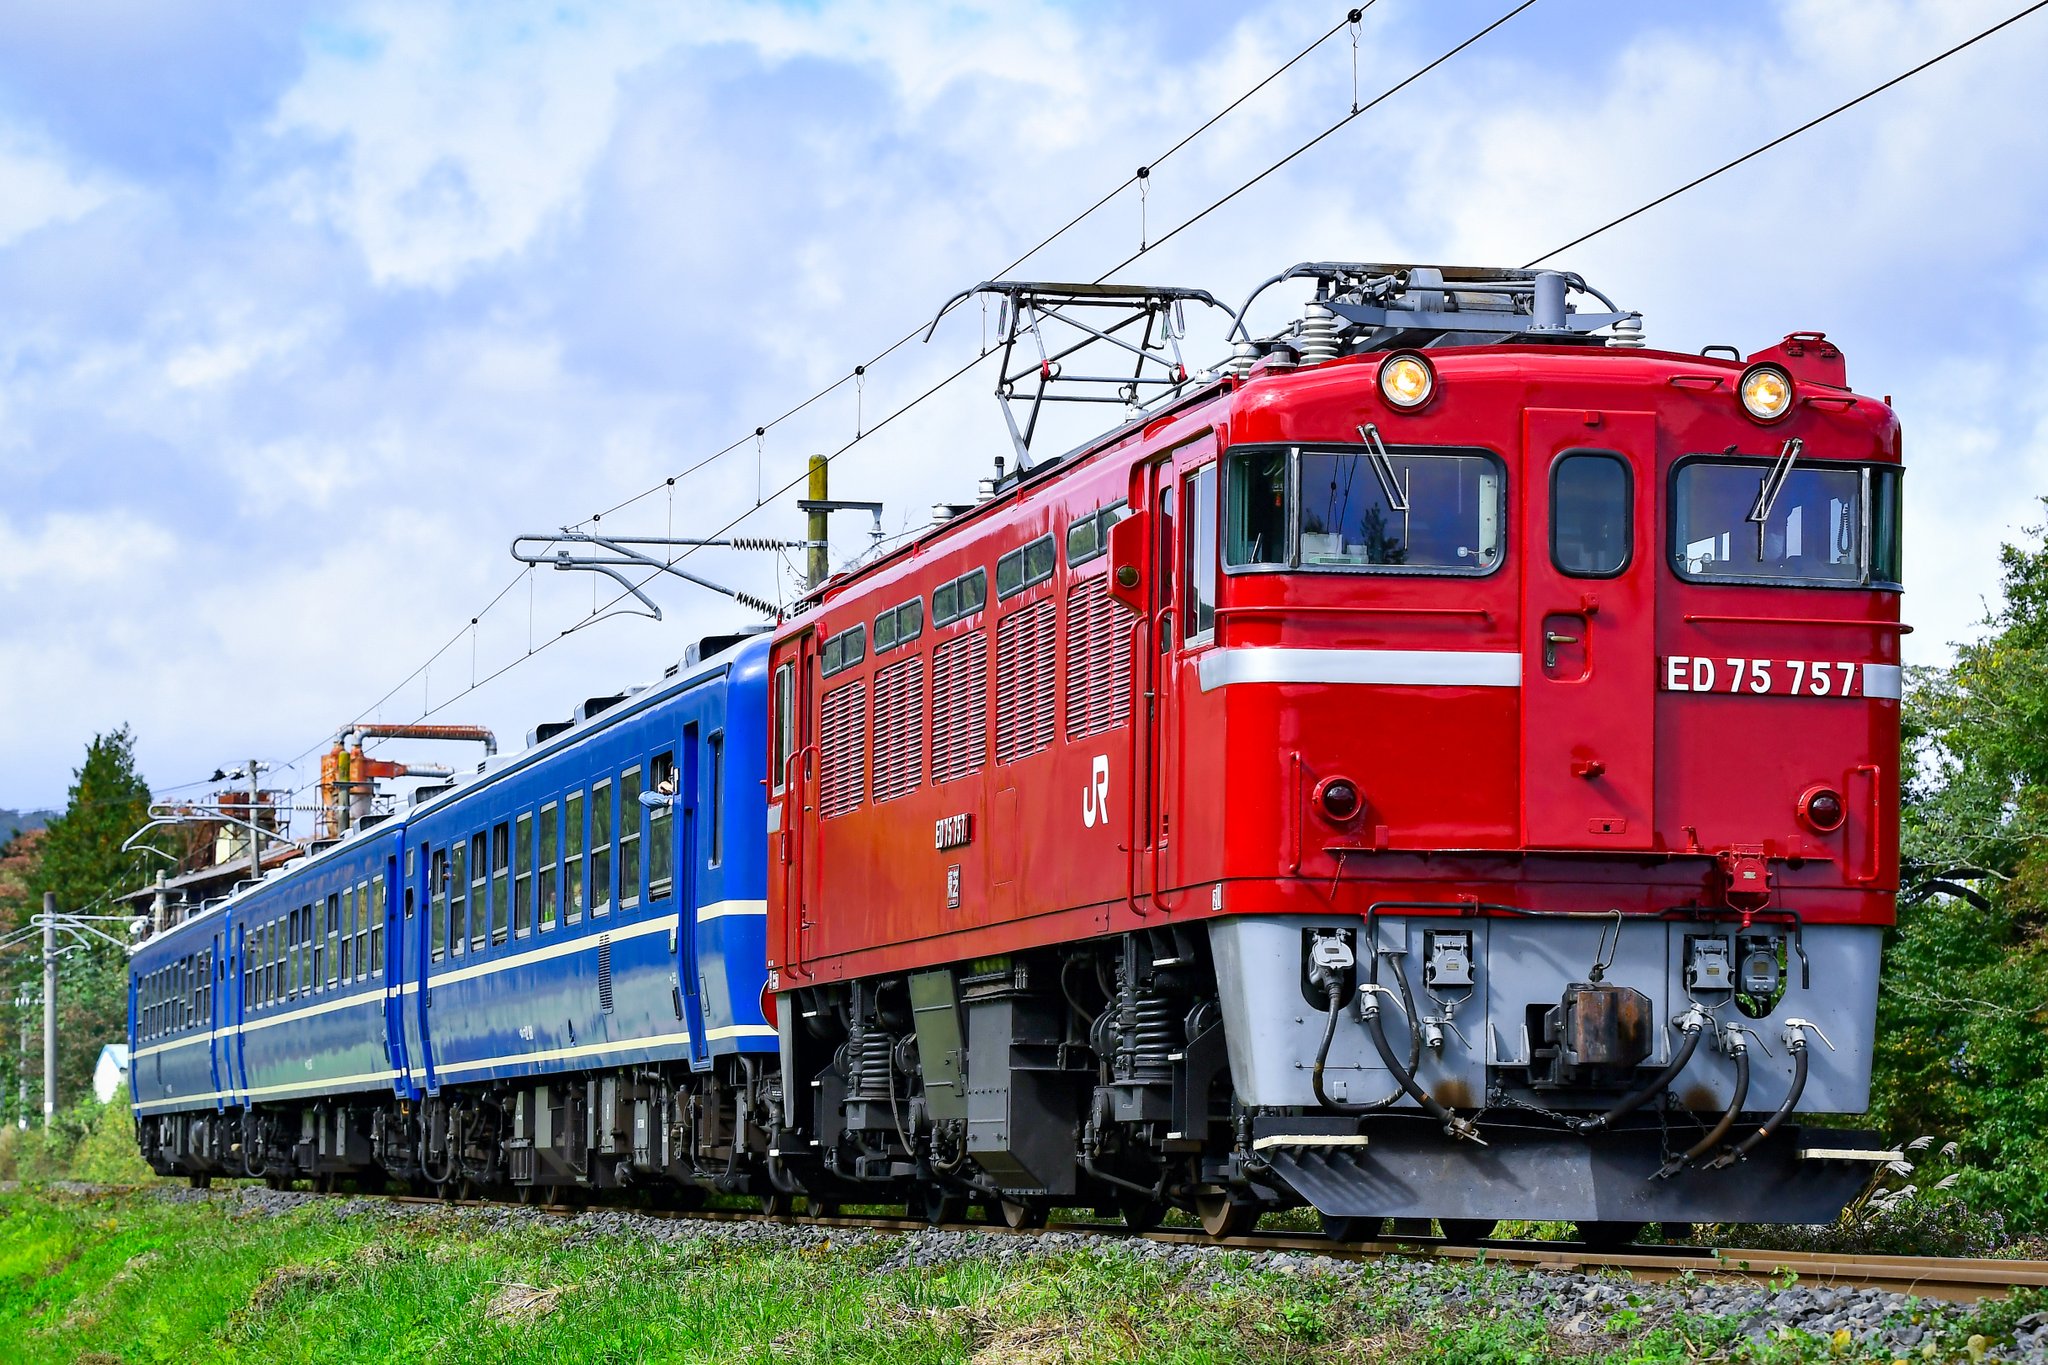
<box><xmin>1662</xmin><ymin>656</ymin><xmax>1864</xmax><ymax>697</ymax></box>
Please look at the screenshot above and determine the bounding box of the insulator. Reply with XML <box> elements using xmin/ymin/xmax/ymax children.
<box><xmin>728</xmin><ymin>537</ymin><xmax>791</xmax><ymax>552</ymax></box>
<box><xmin>1229</xmin><ymin>340</ymin><xmax>1259</xmax><ymax>379</ymax></box>
<box><xmin>1296</xmin><ymin>301</ymin><xmax>1340</xmax><ymax>365</ymax></box>
<box><xmin>1606</xmin><ymin>314</ymin><xmax>1647</xmax><ymax>349</ymax></box>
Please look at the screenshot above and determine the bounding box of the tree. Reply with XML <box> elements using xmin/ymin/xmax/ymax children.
<box><xmin>1876</xmin><ymin>500</ymin><xmax>2048</xmax><ymax>1227</ymax></box>
<box><xmin>12</xmin><ymin>728</ymin><xmax>159</xmax><ymax>1114</ymax></box>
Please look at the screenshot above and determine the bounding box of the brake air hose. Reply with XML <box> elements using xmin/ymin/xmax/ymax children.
<box><xmin>1711</xmin><ymin>1034</ymin><xmax>1810</xmax><ymax>1168</ymax></box>
<box><xmin>1360</xmin><ymin>988</ymin><xmax>1482</xmax><ymax>1143</ymax></box>
<box><xmin>1570</xmin><ymin>1009</ymin><xmax>1708</xmax><ymax>1135</ymax></box>
<box><xmin>1659</xmin><ymin>1032</ymin><xmax>1750</xmax><ymax>1176</ymax></box>
<box><xmin>1311</xmin><ymin>954</ymin><xmax>1419</xmax><ymax>1114</ymax></box>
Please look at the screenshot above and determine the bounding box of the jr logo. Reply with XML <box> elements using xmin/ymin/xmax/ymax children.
<box><xmin>1082</xmin><ymin>754</ymin><xmax>1111</xmax><ymax>828</ymax></box>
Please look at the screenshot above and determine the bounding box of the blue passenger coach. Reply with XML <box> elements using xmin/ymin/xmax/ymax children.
<box><xmin>133</xmin><ymin>632</ymin><xmax>777</xmax><ymax>1198</ymax></box>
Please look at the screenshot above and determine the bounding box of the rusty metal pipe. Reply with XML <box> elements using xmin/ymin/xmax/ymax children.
<box><xmin>342</xmin><ymin>723</ymin><xmax>497</xmax><ymax>756</ymax></box>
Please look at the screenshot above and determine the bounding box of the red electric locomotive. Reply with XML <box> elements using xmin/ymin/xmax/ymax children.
<box><xmin>764</xmin><ymin>264</ymin><xmax>1901</xmax><ymax>1239</ymax></box>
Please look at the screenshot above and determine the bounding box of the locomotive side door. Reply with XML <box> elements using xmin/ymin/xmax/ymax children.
<box><xmin>1520</xmin><ymin>409</ymin><xmax>1657</xmax><ymax>849</ymax></box>
<box><xmin>769</xmin><ymin>634</ymin><xmax>817</xmax><ymax>980</ymax></box>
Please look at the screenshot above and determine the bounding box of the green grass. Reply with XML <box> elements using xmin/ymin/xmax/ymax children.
<box><xmin>0</xmin><ymin>1186</ymin><xmax>2031</xmax><ymax>1363</ymax></box>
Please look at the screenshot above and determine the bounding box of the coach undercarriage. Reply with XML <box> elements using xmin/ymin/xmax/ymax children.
<box><xmin>139</xmin><ymin>911</ymin><xmax>1889</xmax><ymax>1237</ymax></box>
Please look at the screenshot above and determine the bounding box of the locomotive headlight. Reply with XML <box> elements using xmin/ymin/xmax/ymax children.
<box><xmin>1314</xmin><ymin>776</ymin><xmax>1363</xmax><ymax>824</ymax></box>
<box><xmin>1739</xmin><ymin>364</ymin><xmax>1794</xmax><ymax>422</ymax></box>
<box><xmin>1379</xmin><ymin>352</ymin><xmax>1435</xmax><ymax>409</ymax></box>
<box><xmin>1797</xmin><ymin>785</ymin><xmax>1846</xmax><ymax>833</ymax></box>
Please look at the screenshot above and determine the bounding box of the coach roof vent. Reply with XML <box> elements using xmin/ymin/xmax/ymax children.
<box><xmin>576</xmin><ymin>694</ymin><xmax>627</xmax><ymax>723</ymax></box>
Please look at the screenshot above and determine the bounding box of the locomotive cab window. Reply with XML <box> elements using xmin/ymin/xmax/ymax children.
<box><xmin>1551</xmin><ymin>451</ymin><xmax>1632</xmax><ymax>577</ymax></box>
<box><xmin>1672</xmin><ymin>456</ymin><xmax>1901</xmax><ymax>587</ymax></box>
<box><xmin>1225</xmin><ymin>444</ymin><xmax>1503</xmax><ymax>573</ymax></box>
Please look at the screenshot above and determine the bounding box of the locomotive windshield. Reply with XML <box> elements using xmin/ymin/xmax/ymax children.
<box><xmin>1226</xmin><ymin>445</ymin><xmax>1503</xmax><ymax>574</ymax></box>
<box><xmin>1672</xmin><ymin>458</ymin><xmax>1902</xmax><ymax>587</ymax></box>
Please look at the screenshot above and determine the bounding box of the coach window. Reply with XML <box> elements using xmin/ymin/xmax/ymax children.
<box><xmin>469</xmin><ymin>833</ymin><xmax>489</xmax><ymax>949</ymax></box>
<box><xmin>772</xmin><ymin>663</ymin><xmax>795</xmax><ymax>794</ymax></box>
<box><xmin>299</xmin><ymin>906</ymin><xmax>313</xmax><ymax>996</ymax></box>
<box><xmin>1552</xmin><ymin>452</ymin><xmax>1632</xmax><ymax>577</ymax></box>
<box><xmin>337</xmin><ymin>890</ymin><xmax>353</xmax><ymax>984</ymax></box>
<box><xmin>325</xmin><ymin>888</ymin><xmax>342</xmax><ymax>982</ymax></box>
<box><xmin>490</xmin><ymin>824</ymin><xmax>510</xmax><ymax>945</ymax></box>
<box><xmin>283</xmin><ymin>911</ymin><xmax>298</xmax><ymax>1000</ymax></box>
<box><xmin>539</xmin><ymin>803</ymin><xmax>560</xmax><ymax>930</ymax></box>
<box><xmin>514</xmin><ymin>812</ymin><xmax>534</xmax><ymax>937</ymax></box>
<box><xmin>565</xmin><ymin>791</ymin><xmax>586</xmax><ymax>923</ymax></box>
<box><xmin>356</xmin><ymin>879</ymin><xmax>372</xmax><ymax>976</ymax></box>
<box><xmin>619</xmin><ymin>767</ymin><xmax>643</xmax><ymax>910</ymax></box>
<box><xmin>705</xmin><ymin>736</ymin><xmax>725</xmax><ymax>867</ymax></box>
<box><xmin>429</xmin><ymin>851</ymin><xmax>448</xmax><ymax>960</ymax></box>
<box><xmin>370</xmin><ymin>872</ymin><xmax>386</xmax><ymax>974</ymax></box>
<box><xmin>649</xmin><ymin>753</ymin><xmax>675</xmax><ymax>900</ymax></box>
<box><xmin>450</xmin><ymin>838</ymin><xmax>468</xmax><ymax>957</ymax></box>
<box><xmin>592</xmin><ymin>780</ymin><xmax>615</xmax><ymax>916</ymax></box>
<box><xmin>1183</xmin><ymin>463</ymin><xmax>1218</xmax><ymax>642</ymax></box>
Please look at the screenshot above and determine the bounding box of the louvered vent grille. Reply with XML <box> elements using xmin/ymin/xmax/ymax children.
<box><xmin>819</xmin><ymin>680</ymin><xmax>868</xmax><ymax>817</ymax></box>
<box><xmin>995</xmin><ymin>600</ymin><xmax>1056</xmax><ymax>764</ymax></box>
<box><xmin>1065</xmin><ymin>577</ymin><xmax>1132</xmax><ymax>738</ymax></box>
<box><xmin>872</xmin><ymin>656</ymin><xmax>925</xmax><ymax>803</ymax></box>
<box><xmin>597</xmin><ymin>934</ymin><xmax>614</xmax><ymax>1014</ymax></box>
<box><xmin>931</xmin><ymin>633</ymin><xmax>988</xmax><ymax>783</ymax></box>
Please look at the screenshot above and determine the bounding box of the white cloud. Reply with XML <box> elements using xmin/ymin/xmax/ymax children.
<box><xmin>0</xmin><ymin>123</ymin><xmax>118</xmax><ymax>247</ymax></box>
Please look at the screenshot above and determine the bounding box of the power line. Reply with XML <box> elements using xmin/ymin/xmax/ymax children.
<box><xmin>1524</xmin><ymin>0</ymin><xmax>2048</xmax><ymax>266</ymax></box>
<box><xmin>284</xmin><ymin>2</ymin><xmax>1391</xmax><ymax>759</ymax></box>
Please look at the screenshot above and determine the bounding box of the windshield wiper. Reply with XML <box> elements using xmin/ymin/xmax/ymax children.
<box><xmin>1357</xmin><ymin>423</ymin><xmax>1410</xmax><ymax>512</ymax></box>
<box><xmin>1747</xmin><ymin>437</ymin><xmax>1804</xmax><ymax>557</ymax></box>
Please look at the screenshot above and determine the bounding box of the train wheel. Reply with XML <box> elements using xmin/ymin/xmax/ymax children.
<box><xmin>1437</xmin><ymin>1219</ymin><xmax>1498</xmax><ymax>1244</ymax></box>
<box><xmin>1117</xmin><ymin>1194</ymin><xmax>1166</xmax><ymax>1234</ymax></box>
<box><xmin>999</xmin><ymin>1198</ymin><xmax>1047</xmax><ymax>1230</ymax></box>
<box><xmin>187</xmin><ymin>1173</ymin><xmax>212</xmax><ymax>1190</ymax></box>
<box><xmin>515</xmin><ymin>1185</ymin><xmax>539</xmax><ymax>1205</ymax></box>
<box><xmin>808</xmin><ymin>1198</ymin><xmax>841</xmax><ymax>1220</ymax></box>
<box><xmin>760</xmin><ymin>1190</ymin><xmax>795</xmax><ymax>1217</ymax></box>
<box><xmin>312</xmin><ymin>1173</ymin><xmax>334</xmax><ymax>1195</ymax></box>
<box><xmin>1319</xmin><ymin>1213</ymin><xmax>1378</xmax><ymax>1243</ymax></box>
<box><xmin>1574</xmin><ymin>1221</ymin><xmax>1644</xmax><ymax>1249</ymax></box>
<box><xmin>1195</xmin><ymin>1189</ymin><xmax>1257</xmax><ymax>1239</ymax></box>
<box><xmin>263</xmin><ymin>1173</ymin><xmax>290</xmax><ymax>1191</ymax></box>
<box><xmin>919</xmin><ymin>1187</ymin><xmax>969</xmax><ymax>1226</ymax></box>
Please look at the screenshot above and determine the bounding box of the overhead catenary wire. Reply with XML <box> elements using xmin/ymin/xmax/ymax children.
<box><xmin>271</xmin><ymin>2</ymin><xmax>1398</xmax><ymax>764</ymax></box>
<box><xmin>1523</xmin><ymin>0</ymin><xmax>2048</xmax><ymax>266</ymax></box>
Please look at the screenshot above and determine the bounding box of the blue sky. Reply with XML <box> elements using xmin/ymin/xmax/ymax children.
<box><xmin>4</xmin><ymin>0</ymin><xmax>2046</xmax><ymax>811</ymax></box>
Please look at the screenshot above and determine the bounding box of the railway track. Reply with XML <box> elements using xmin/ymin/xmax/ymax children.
<box><xmin>370</xmin><ymin>1194</ymin><xmax>2048</xmax><ymax>1304</ymax></box>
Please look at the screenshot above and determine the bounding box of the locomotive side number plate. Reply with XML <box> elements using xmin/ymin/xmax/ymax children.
<box><xmin>1662</xmin><ymin>656</ymin><xmax>1865</xmax><ymax>697</ymax></box>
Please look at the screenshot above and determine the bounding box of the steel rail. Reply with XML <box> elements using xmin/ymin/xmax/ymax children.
<box><xmin>357</xmin><ymin>1191</ymin><xmax>2048</xmax><ymax>1303</ymax></box>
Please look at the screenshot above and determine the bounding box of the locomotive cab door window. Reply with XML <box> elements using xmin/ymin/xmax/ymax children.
<box><xmin>1522</xmin><ymin>416</ymin><xmax>1657</xmax><ymax>851</ymax></box>
<box><xmin>772</xmin><ymin>664</ymin><xmax>795</xmax><ymax>793</ymax></box>
<box><xmin>1550</xmin><ymin>452</ymin><xmax>1632</xmax><ymax>578</ymax></box>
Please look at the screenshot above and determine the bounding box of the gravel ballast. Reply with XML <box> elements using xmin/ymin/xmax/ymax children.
<box><xmin>134</xmin><ymin>1185</ymin><xmax>2046</xmax><ymax>1362</ymax></box>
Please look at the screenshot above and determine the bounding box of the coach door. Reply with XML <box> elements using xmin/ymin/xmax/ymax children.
<box><xmin>208</xmin><ymin>931</ymin><xmax>225</xmax><ymax>1108</ymax></box>
<box><xmin>770</xmin><ymin>634</ymin><xmax>817</xmax><ymax>979</ymax></box>
<box><xmin>676</xmin><ymin>723</ymin><xmax>710</xmax><ymax>1069</ymax></box>
<box><xmin>383</xmin><ymin>853</ymin><xmax>407</xmax><ymax>1098</ymax></box>
<box><xmin>1521</xmin><ymin>409</ymin><xmax>1657</xmax><ymax>850</ymax></box>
